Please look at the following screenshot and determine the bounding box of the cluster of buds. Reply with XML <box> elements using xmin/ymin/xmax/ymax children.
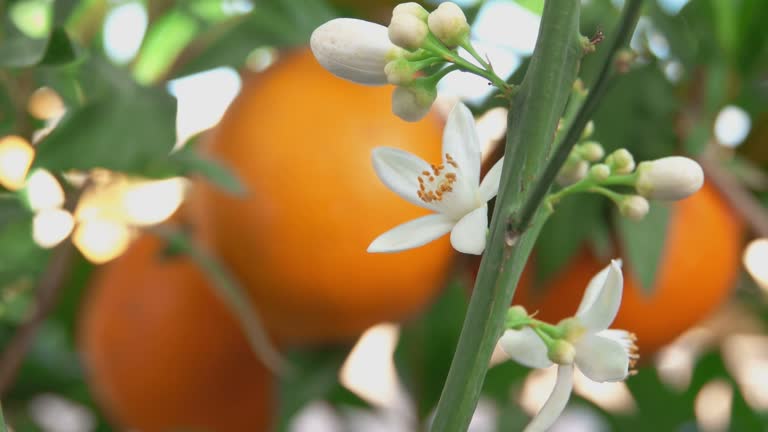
<box><xmin>311</xmin><ymin>2</ymin><xmax>508</xmax><ymax>122</ymax></box>
<box><xmin>552</xmin><ymin>124</ymin><xmax>704</xmax><ymax>221</ymax></box>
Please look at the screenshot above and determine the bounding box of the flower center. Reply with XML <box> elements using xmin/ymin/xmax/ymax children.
<box><xmin>417</xmin><ymin>153</ymin><xmax>459</xmax><ymax>203</ymax></box>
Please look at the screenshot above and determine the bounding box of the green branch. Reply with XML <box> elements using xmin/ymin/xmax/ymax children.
<box><xmin>429</xmin><ymin>1</ymin><xmax>583</xmax><ymax>430</ymax></box>
<box><xmin>514</xmin><ymin>0</ymin><xmax>644</xmax><ymax>233</ymax></box>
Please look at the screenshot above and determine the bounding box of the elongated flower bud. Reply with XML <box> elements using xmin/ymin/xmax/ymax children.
<box><xmin>427</xmin><ymin>2</ymin><xmax>470</xmax><ymax>47</ymax></box>
<box><xmin>311</xmin><ymin>18</ymin><xmax>403</xmax><ymax>85</ymax></box>
<box><xmin>389</xmin><ymin>13</ymin><xmax>428</xmax><ymax>51</ymax></box>
<box><xmin>635</xmin><ymin>156</ymin><xmax>704</xmax><ymax>200</ymax></box>
<box><xmin>391</xmin><ymin>85</ymin><xmax>436</xmax><ymax>122</ymax></box>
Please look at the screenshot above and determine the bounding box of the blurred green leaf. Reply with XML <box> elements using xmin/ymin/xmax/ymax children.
<box><xmin>593</xmin><ymin>65</ymin><xmax>678</xmax><ymax>161</ymax></box>
<box><xmin>481</xmin><ymin>360</ymin><xmax>528</xmax><ymax>404</ymax></box>
<box><xmin>133</xmin><ymin>10</ymin><xmax>200</xmax><ymax>84</ymax></box>
<box><xmin>9</xmin><ymin>0</ymin><xmax>52</xmax><ymax>38</ymax></box>
<box><xmin>394</xmin><ymin>282</ymin><xmax>468</xmax><ymax>420</ymax></box>
<box><xmin>0</xmin><ymin>28</ymin><xmax>79</xmax><ymax>68</ymax></box>
<box><xmin>615</xmin><ymin>202</ymin><xmax>670</xmax><ymax>294</ymax></box>
<box><xmin>514</xmin><ymin>0</ymin><xmax>544</xmax><ymax>15</ymax></box>
<box><xmin>535</xmin><ymin>194</ymin><xmax>603</xmax><ymax>284</ymax></box>
<box><xmin>170</xmin><ymin>143</ymin><xmax>246</xmax><ymax>197</ymax></box>
<box><xmin>0</xmin><ymin>217</ymin><xmax>49</xmax><ymax>287</ymax></box>
<box><xmin>179</xmin><ymin>0</ymin><xmax>336</xmax><ymax>76</ymax></box>
<box><xmin>0</xmin><ymin>402</ymin><xmax>6</xmax><ymax>432</ymax></box>
<box><xmin>33</xmin><ymin>84</ymin><xmax>177</xmax><ymax>176</ymax></box>
<box><xmin>276</xmin><ymin>346</ymin><xmax>356</xmax><ymax>432</ymax></box>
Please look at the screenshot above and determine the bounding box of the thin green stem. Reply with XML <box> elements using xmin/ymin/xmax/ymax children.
<box><xmin>513</xmin><ymin>0</ymin><xmax>645</xmax><ymax>233</ymax></box>
<box><xmin>588</xmin><ymin>185</ymin><xmax>625</xmax><ymax>204</ymax></box>
<box><xmin>601</xmin><ymin>172</ymin><xmax>637</xmax><ymax>186</ymax></box>
<box><xmin>422</xmin><ymin>34</ymin><xmax>510</xmax><ymax>93</ymax></box>
<box><xmin>459</xmin><ymin>39</ymin><xmax>493</xmax><ymax>71</ymax></box>
<box><xmin>429</xmin><ymin>1</ymin><xmax>583</xmax><ymax>430</ymax></box>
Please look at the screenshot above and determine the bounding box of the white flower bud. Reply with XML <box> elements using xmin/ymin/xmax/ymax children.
<box><xmin>606</xmin><ymin>148</ymin><xmax>635</xmax><ymax>174</ymax></box>
<box><xmin>548</xmin><ymin>340</ymin><xmax>576</xmax><ymax>365</ymax></box>
<box><xmin>393</xmin><ymin>2</ymin><xmax>429</xmax><ymax>21</ymax></box>
<box><xmin>427</xmin><ymin>2</ymin><xmax>470</xmax><ymax>47</ymax></box>
<box><xmin>556</xmin><ymin>159</ymin><xmax>589</xmax><ymax>186</ymax></box>
<box><xmin>579</xmin><ymin>141</ymin><xmax>605</xmax><ymax>162</ymax></box>
<box><xmin>620</xmin><ymin>195</ymin><xmax>650</xmax><ymax>221</ymax></box>
<box><xmin>635</xmin><ymin>156</ymin><xmax>704</xmax><ymax>200</ymax></box>
<box><xmin>589</xmin><ymin>164</ymin><xmax>611</xmax><ymax>181</ymax></box>
<box><xmin>391</xmin><ymin>85</ymin><xmax>436</xmax><ymax>122</ymax></box>
<box><xmin>385</xmin><ymin>59</ymin><xmax>415</xmax><ymax>85</ymax></box>
<box><xmin>311</xmin><ymin>18</ymin><xmax>404</xmax><ymax>85</ymax></box>
<box><xmin>389</xmin><ymin>13</ymin><xmax>428</xmax><ymax>51</ymax></box>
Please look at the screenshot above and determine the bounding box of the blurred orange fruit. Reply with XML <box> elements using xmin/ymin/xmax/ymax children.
<box><xmin>78</xmin><ymin>234</ymin><xmax>273</xmax><ymax>432</ymax></box>
<box><xmin>193</xmin><ymin>48</ymin><xmax>454</xmax><ymax>345</ymax></box>
<box><xmin>514</xmin><ymin>182</ymin><xmax>744</xmax><ymax>354</ymax></box>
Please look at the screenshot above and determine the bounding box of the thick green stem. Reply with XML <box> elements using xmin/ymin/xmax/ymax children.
<box><xmin>514</xmin><ymin>0</ymin><xmax>644</xmax><ymax>232</ymax></box>
<box><xmin>429</xmin><ymin>2</ymin><xmax>583</xmax><ymax>431</ymax></box>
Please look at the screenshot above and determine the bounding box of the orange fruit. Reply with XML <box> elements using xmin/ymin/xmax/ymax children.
<box><xmin>78</xmin><ymin>234</ymin><xmax>273</xmax><ymax>432</ymax></box>
<box><xmin>194</xmin><ymin>49</ymin><xmax>454</xmax><ymax>346</ymax></box>
<box><xmin>514</xmin><ymin>182</ymin><xmax>744</xmax><ymax>354</ymax></box>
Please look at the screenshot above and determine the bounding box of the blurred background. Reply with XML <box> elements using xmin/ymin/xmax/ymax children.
<box><xmin>0</xmin><ymin>0</ymin><xmax>767</xmax><ymax>431</ymax></box>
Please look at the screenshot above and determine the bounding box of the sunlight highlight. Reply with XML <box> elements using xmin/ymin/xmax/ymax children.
<box><xmin>695</xmin><ymin>379</ymin><xmax>733</xmax><ymax>432</ymax></box>
<box><xmin>24</xmin><ymin>169</ymin><xmax>65</xmax><ymax>211</ymax></box>
<box><xmin>743</xmin><ymin>238</ymin><xmax>768</xmax><ymax>291</ymax></box>
<box><xmin>72</xmin><ymin>218</ymin><xmax>134</xmax><ymax>264</ymax></box>
<box><xmin>0</xmin><ymin>135</ymin><xmax>35</xmax><ymax>191</ymax></box>
<box><xmin>340</xmin><ymin>323</ymin><xmax>401</xmax><ymax>406</ymax></box>
<box><xmin>33</xmin><ymin>208</ymin><xmax>75</xmax><ymax>249</ymax></box>
<box><xmin>122</xmin><ymin>177</ymin><xmax>187</xmax><ymax>226</ymax></box>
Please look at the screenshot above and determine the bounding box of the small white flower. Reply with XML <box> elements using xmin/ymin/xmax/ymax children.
<box><xmin>499</xmin><ymin>260</ymin><xmax>638</xmax><ymax>432</ymax></box>
<box><xmin>310</xmin><ymin>18</ymin><xmax>404</xmax><ymax>85</ymax></box>
<box><xmin>635</xmin><ymin>156</ymin><xmax>704</xmax><ymax>200</ymax></box>
<box><xmin>368</xmin><ymin>103</ymin><xmax>504</xmax><ymax>255</ymax></box>
<box><xmin>606</xmin><ymin>148</ymin><xmax>635</xmax><ymax>174</ymax></box>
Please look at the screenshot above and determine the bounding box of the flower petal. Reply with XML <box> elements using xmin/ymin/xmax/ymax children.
<box><xmin>449</xmin><ymin>204</ymin><xmax>487</xmax><ymax>255</ymax></box>
<box><xmin>575</xmin><ymin>259</ymin><xmax>623</xmax><ymax>331</ymax></box>
<box><xmin>367</xmin><ymin>213</ymin><xmax>453</xmax><ymax>253</ymax></box>
<box><xmin>499</xmin><ymin>328</ymin><xmax>553</xmax><ymax>369</ymax></box>
<box><xmin>443</xmin><ymin>103</ymin><xmax>481</xmax><ymax>188</ymax></box>
<box><xmin>372</xmin><ymin>147</ymin><xmax>437</xmax><ymax>211</ymax></box>
<box><xmin>574</xmin><ymin>333</ymin><xmax>630</xmax><ymax>382</ymax></box>
<box><xmin>523</xmin><ymin>365</ymin><xmax>574</xmax><ymax>432</ymax></box>
<box><xmin>478</xmin><ymin>156</ymin><xmax>504</xmax><ymax>202</ymax></box>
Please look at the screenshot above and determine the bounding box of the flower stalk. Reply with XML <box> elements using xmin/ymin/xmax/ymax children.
<box><xmin>429</xmin><ymin>1</ymin><xmax>645</xmax><ymax>430</ymax></box>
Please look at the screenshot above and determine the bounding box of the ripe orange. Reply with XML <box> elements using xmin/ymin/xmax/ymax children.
<box><xmin>514</xmin><ymin>182</ymin><xmax>744</xmax><ymax>354</ymax></box>
<box><xmin>194</xmin><ymin>48</ymin><xmax>454</xmax><ymax>345</ymax></box>
<box><xmin>78</xmin><ymin>234</ymin><xmax>273</xmax><ymax>432</ymax></box>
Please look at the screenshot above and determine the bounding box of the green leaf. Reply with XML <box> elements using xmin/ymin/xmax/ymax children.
<box><xmin>615</xmin><ymin>201</ymin><xmax>671</xmax><ymax>294</ymax></box>
<box><xmin>170</xmin><ymin>144</ymin><xmax>246</xmax><ymax>197</ymax></box>
<box><xmin>535</xmin><ymin>194</ymin><xmax>603</xmax><ymax>284</ymax></box>
<box><xmin>481</xmin><ymin>360</ymin><xmax>529</xmax><ymax>404</ymax></box>
<box><xmin>514</xmin><ymin>0</ymin><xmax>544</xmax><ymax>15</ymax></box>
<box><xmin>33</xmin><ymin>85</ymin><xmax>177</xmax><ymax>176</ymax></box>
<box><xmin>132</xmin><ymin>10</ymin><xmax>200</xmax><ymax>84</ymax></box>
<box><xmin>0</xmin><ymin>216</ymin><xmax>49</xmax><ymax>287</ymax></box>
<box><xmin>0</xmin><ymin>28</ymin><xmax>79</xmax><ymax>68</ymax></box>
<box><xmin>394</xmin><ymin>282</ymin><xmax>468</xmax><ymax>420</ymax></box>
<box><xmin>276</xmin><ymin>346</ymin><xmax>356</xmax><ymax>432</ymax></box>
